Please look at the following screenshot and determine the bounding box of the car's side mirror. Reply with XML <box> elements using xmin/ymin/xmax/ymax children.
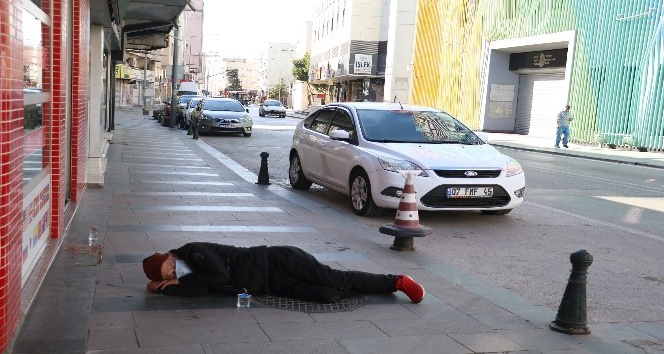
<box><xmin>245</xmin><ymin>108</ymin><xmax>249</xmax><ymax>113</ymax></box>
<box><xmin>329</xmin><ymin>129</ymin><xmax>351</xmax><ymax>141</ymax></box>
<box><xmin>475</xmin><ymin>132</ymin><xmax>489</xmax><ymax>143</ymax></box>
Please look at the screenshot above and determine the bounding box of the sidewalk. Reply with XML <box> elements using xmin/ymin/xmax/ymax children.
<box><xmin>287</xmin><ymin>109</ymin><xmax>664</xmax><ymax>169</ymax></box>
<box><xmin>11</xmin><ymin>107</ymin><xmax>661</xmax><ymax>353</ymax></box>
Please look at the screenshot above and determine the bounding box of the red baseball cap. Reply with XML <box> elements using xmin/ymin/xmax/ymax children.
<box><xmin>142</xmin><ymin>253</ymin><xmax>169</xmax><ymax>281</ymax></box>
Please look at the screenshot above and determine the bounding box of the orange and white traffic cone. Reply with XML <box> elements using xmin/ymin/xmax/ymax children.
<box><xmin>379</xmin><ymin>172</ymin><xmax>432</xmax><ymax>251</ymax></box>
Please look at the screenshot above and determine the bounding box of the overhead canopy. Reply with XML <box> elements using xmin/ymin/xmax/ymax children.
<box><xmin>91</xmin><ymin>0</ymin><xmax>190</xmax><ymax>51</ymax></box>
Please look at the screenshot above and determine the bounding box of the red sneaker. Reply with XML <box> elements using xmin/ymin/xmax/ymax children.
<box><xmin>395</xmin><ymin>275</ymin><xmax>425</xmax><ymax>303</ymax></box>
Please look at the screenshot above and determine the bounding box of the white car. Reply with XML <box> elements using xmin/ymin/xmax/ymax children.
<box><xmin>184</xmin><ymin>97</ymin><xmax>205</xmax><ymax>126</ymax></box>
<box><xmin>259</xmin><ymin>100</ymin><xmax>287</xmax><ymax>117</ymax></box>
<box><xmin>289</xmin><ymin>102</ymin><xmax>525</xmax><ymax>216</ymax></box>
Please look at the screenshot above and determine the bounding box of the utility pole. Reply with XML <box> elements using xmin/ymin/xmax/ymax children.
<box><xmin>170</xmin><ymin>24</ymin><xmax>179</xmax><ymax>128</ymax></box>
<box><xmin>142</xmin><ymin>50</ymin><xmax>149</xmax><ymax>115</ymax></box>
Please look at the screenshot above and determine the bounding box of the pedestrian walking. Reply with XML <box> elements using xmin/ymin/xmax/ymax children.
<box><xmin>555</xmin><ymin>105</ymin><xmax>573</xmax><ymax>148</ymax></box>
<box><xmin>142</xmin><ymin>242</ymin><xmax>426</xmax><ymax>303</ymax></box>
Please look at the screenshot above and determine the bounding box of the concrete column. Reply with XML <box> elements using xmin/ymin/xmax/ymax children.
<box><xmin>384</xmin><ymin>0</ymin><xmax>418</xmax><ymax>103</ymax></box>
<box><xmin>87</xmin><ymin>25</ymin><xmax>109</xmax><ymax>186</ymax></box>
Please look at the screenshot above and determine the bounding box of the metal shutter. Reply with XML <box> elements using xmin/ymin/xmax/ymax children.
<box><xmin>514</xmin><ymin>74</ymin><xmax>566</xmax><ymax>137</ymax></box>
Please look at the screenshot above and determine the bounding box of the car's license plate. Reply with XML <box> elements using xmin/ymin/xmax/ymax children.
<box><xmin>446</xmin><ymin>187</ymin><xmax>493</xmax><ymax>198</ymax></box>
<box><xmin>219</xmin><ymin>124</ymin><xmax>236</xmax><ymax>128</ymax></box>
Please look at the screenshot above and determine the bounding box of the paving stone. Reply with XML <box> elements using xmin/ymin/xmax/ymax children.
<box><xmin>630</xmin><ymin>321</ymin><xmax>664</xmax><ymax>340</ymax></box>
<box><xmin>340</xmin><ymin>334</ymin><xmax>472</xmax><ymax>354</ymax></box>
<box><xmin>209</xmin><ymin>339</ymin><xmax>347</xmax><ymax>354</ymax></box>
<box><xmin>87</xmin><ymin>327</ymin><xmax>139</xmax><ymax>351</ymax></box>
<box><xmin>372</xmin><ymin>316</ymin><xmax>492</xmax><ymax>336</ymax></box>
<box><xmin>136</xmin><ymin>323</ymin><xmax>269</xmax><ymax>346</ymax></box>
<box><xmin>448</xmin><ymin>332</ymin><xmax>524</xmax><ymax>352</ymax></box>
<box><xmin>260</xmin><ymin>320</ymin><xmax>387</xmax><ymax>341</ymax></box>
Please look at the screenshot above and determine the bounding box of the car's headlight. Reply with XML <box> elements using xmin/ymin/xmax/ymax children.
<box><xmin>201</xmin><ymin>114</ymin><xmax>211</xmax><ymax>121</ymax></box>
<box><xmin>506</xmin><ymin>158</ymin><xmax>524</xmax><ymax>177</ymax></box>
<box><xmin>239</xmin><ymin>115</ymin><xmax>251</xmax><ymax>122</ymax></box>
<box><xmin>378</xmin><ymin>157</ymin><xmax>429</xmax><ymax>177</ymax></box>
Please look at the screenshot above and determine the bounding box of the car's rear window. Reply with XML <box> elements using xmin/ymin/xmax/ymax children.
<box><xmin>264</xmin><ymin>101</ymin><xmax>281</xmax><ymax>106</ymax></box>
<box><xmin>204</xmin><ymin>100</ymin><xmax>245</xmax><ymax>112</ymax></box>
<box><xmin>357</xmin><ymin>109</ymin><xmax>482</xmax><ymax>144</ymax></box>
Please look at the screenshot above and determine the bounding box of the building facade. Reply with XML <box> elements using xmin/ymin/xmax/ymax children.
<box><xmin>292</xmin><ymin>21</ymin><xmax>314</xmax><ymax>110</ymax></box>
<box><xmin>265</xmin><ymin>42</ymin><xmax>297</xmax><ymax>105</ymax></box>
<box><xmin>0</xmin><ymin>0</ymin><xmax>190</xmax><ymax>350</ymax></box>
<box><xmin>308</xmin><ymin>0</ymin><xmax>418</xmax><ymax>105</ymax></box>
<box><xmin>225</xmin><ymin>58</ymin><xmax>262</xmax><ymax>98</ymax></box>
<box><xmin>411</xmin><ymin>0</ymin><xmax>663</xmax><ymax>150</ymax></box>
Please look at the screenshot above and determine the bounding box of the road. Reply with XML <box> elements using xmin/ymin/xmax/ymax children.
<box><xmin>200</xmin><ymin>105</ymin><xmax>664</xmax><ymax>325</ymax></box>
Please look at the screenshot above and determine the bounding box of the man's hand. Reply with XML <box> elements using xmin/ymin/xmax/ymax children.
<box><xmin>147</xmin><ymin>281</ymin><xmax>160</xmax><ymax>293</ymax></box>
<box><xmin>147</xmin><ymin>279</ymin><xmax>179</xmax><ymax>293</ymax></box>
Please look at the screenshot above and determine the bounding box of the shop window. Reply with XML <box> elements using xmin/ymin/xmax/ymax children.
<box><xmin>23</xmin><ymin>5</ymin><xmax>50</xmax><ymax>186</ymax></box>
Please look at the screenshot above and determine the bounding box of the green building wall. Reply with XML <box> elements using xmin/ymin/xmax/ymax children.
<box><xmin>411</xmin><ymin>0</ymin><xmax>663</xmax><ymax>149</ymax></box>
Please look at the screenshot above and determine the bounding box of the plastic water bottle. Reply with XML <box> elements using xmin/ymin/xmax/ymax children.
<box><xmin>88</xmin><ymin>226</ymin><xmax>99</xmax><ymax>246</ymax></box>
<box><xmin>237</xmin><ymin>288</ymin><xmax>251</xmax><ymax>308</ymax></box>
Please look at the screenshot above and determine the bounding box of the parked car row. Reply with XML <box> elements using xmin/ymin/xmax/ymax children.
<box><xmin>153</xmin><ymin>96</ymin><xmax>253</xmax><ymax>137</ymax></box>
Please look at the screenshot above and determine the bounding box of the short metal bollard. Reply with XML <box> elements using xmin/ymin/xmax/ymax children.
<box><xmin>256</xmin><ymin>152</ymin><xmax>271</xmax><ymax>185</ymax></box>
<box><xmin>550</xmin><ymin>249</ymin><xmax>593</xmax><ymax>335</ymax></box>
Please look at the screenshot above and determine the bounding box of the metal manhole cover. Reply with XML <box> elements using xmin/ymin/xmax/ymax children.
<box><xmin>252</xmin><ymin>295</ymin><xmax>366</xmax><ymax>313</ymax></box>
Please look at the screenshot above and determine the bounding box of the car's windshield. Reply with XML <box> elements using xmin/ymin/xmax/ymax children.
<box><xmin>204</xmin><ymin>100</ymin><xmax>245</xmax><ymax>112</ymax></box>
<box><xmin>357</xmin><ymin>109</ymin><xmax>483</xmax><ymax>145</ymax></box>
<box><xmin>264</xmin><ymin>101</ymin><xmax>281</xmax><ymax>107</ymax></box>
<box><xmin>189</xmin><ymin>98</ymin><xmax>202</xmax><ymax>107</ymax></box>
<box><xmin>179</xmin><ymin>96</ymin><xmax>199</xmax><ymax>104</ymax></box>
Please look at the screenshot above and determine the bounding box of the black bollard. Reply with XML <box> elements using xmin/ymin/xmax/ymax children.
<box><xmin>550</xmin><ymin>249</ymin><xmax>593</xmax><ymax>335</ymax></box>
<box><xmin>256</xmin><ymin>152</ymin><xmax>271</xmax><ymax>185</ymax></box>
<box><xmin>191</xmin><ymin>118</ymin><xmax>199</xmax><ymax>140</ymax></box>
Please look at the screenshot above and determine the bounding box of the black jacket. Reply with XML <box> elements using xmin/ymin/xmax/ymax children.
<box><xmin>159</xmin><ymin>242</ymin><xmax>270</xmax><ymax>297</ymax></box>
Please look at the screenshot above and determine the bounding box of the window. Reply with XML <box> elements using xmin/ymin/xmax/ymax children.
<box><xmin>310</xmin><ymin>109</ymin><xmax>336</xmax><ymax>134</ymax></box>
<box><xmin>329</xmin><ymin>110</ymin><xmax>355</xmax><ymax>138</ymax></box>
<box><xmin>23</xmin><ymin>4</ymin><xmax>51</xmax><ymax>186</ymax></box>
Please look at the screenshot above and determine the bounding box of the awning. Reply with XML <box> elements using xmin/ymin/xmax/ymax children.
<box><xmin>91</xmin><ymin>0</ymin><xmax>190</xmax><ymax>51</ymax></box>
<box><xmin>309</xmin><ymin>74</ymin><xmax>385</xmax><ymax>85</ymax></box>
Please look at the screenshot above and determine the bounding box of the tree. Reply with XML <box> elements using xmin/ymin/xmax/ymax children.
<box><xmin>268</xmin><ymin>77</ymin><xmax>288</xmax><ymax>103</ymax></box>
<box><xmin>225</xmin><ymin>69</ymin><xmax>242</xmax><ymax>91</ymax></box>
<box><xmin>291</xmin><ymin>52</ymin><xmax>325</xmax><ymax>106</ymax></box>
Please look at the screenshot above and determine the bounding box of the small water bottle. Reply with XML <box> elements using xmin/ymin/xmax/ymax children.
<box><xmin>88</xmin><ymin>226</ymin><xmax>99</xmax><ymax>246</ymax></box>
<box><xmin>237</xmin><ymin>288</ymin><xmax>251</xmax><ymax>308</ymax></box>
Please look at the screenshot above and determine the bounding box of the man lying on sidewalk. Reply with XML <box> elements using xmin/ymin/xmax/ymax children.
<box><xmin>142</xmin><ymin>242</ymin><xmax>425</xmax><ymax>303</ymax></box>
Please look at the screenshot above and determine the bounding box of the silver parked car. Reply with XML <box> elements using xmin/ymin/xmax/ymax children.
<box><xmin>197</xmin><ymin>98</ymin><xmax>253</xmax><ymax>137</ymax></box>
<box><xmin>259</xmin><ymin>99</ymin><xmax>286</xmax><ymax>118</ymax></box>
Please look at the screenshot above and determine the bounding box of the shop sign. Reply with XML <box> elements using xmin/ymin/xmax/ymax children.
<box><xmin>509</xmin><ymin>48</ymin><xmax>567</xmax><ymax>70</ymax></box>
<box><xmin>354</xmin><ymin>54</ymin><xmax>372</xmax><ymax>75</ymax></box>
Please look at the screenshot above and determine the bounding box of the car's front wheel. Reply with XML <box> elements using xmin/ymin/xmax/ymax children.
<box><xmin>289</xmin><ymin>153</ymin><xmax>312</xmax><ymax>190</ymax></box>
<box><xmin>350</xmin><ymin>170</ymin><xmax>383</xmax><ymax>217</ymax></box>
<box><xmin>481</xmin><ymin>209</ymin><xmax>512</xmax><ymax>215</ymax></box>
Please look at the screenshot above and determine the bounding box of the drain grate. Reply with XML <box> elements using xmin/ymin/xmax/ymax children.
<box><xmin>252</xmin><ymin>295</ymin><xmax>366</xmax><ymax>313</ymax></box>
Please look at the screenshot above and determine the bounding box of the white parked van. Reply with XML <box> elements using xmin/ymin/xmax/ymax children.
<box><xmin>177</xmin><ymin>82</ymin><xmax>200</xmax><ymax>96</ymax></box>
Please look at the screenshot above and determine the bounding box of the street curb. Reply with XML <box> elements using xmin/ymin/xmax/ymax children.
<box><xmin>492</xmin><ymin>143</ymin><xmax>664</xmax><ymax>170</ymax></box>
